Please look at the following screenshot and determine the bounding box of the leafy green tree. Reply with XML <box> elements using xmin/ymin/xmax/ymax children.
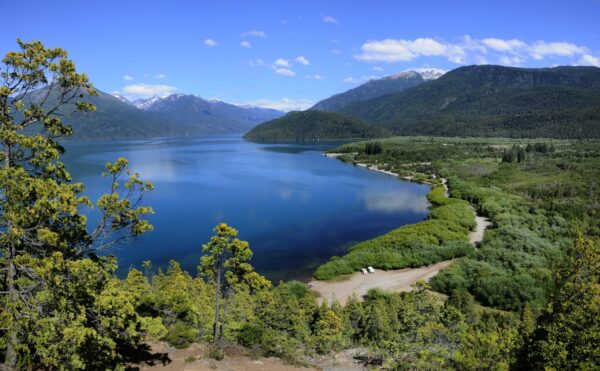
<box><xmin>520</xmin><ymin>236</ymin><xmax>600</xmax><ymax>369</ymax></box>
<box><xmin>0</xmin><ymin>40</ymin><xmax>154</xmax><ymax>369</ymax></box>
<box><xmin>198</xmin><ymin>223</ymin><xmax>269</xmax><ymax>343</ymax></box>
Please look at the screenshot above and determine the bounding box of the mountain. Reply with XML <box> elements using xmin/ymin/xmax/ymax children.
<box><xmin>311</xmin><ymin>70</ymin><xmax>441</xmax><ymax>112</ymax></box>
<box><xmin>131</xmin><ymin>95</ymin><xmax>162</xmax><ymax>109</ymax></box>
<box><xmin>20</xmin><ymin>88</ymin><xmax>284</xmax><ymax>141</ymax></box>
<box><xmin>141</xmin><ymin>94</ymin><xmax>284</xmax><ymax>134</ymax></box>
<box><xmin>243</xmin><ymin>110</ymin><xmax>385</xmax><ymax>141</ymax></box>
<box><xmin>340</xmin><ymin>65</ymin><xmax>600</xmax><ymax>138</ymax></box>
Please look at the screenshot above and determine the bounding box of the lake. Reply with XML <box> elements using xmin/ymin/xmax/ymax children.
<box><xmin>63</xmin><ymin>135</ymin><xmax>431</xmax><ymax>281</ymax></box>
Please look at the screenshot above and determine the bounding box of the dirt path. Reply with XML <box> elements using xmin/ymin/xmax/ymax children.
<box><xmin>310</xmin><ymin>260</ymin><xmax>454</xmax><ymax>305</ymax></box>
<box><xmin>469</xmin><ymin>212</ymin><xmax>491</xmax><ymax>245</ymax></box>
<box><xmin>135</xmin><ymin>342</ymin><xmax>313</xmax><ymax>371</ymax></box>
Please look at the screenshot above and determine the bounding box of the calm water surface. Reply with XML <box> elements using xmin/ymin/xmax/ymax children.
<box><xmin>63</xmin><ymin>135</ymin><xmax>431</xmax><ymax>281</ymax></box>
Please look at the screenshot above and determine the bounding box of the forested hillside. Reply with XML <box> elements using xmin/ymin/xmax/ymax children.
<box><xmin>243</xmin><ymin>110</ymin><xmax>385</xmax><ymax>141</ymax></box>
<box><xmin>340</xmin><ymin>65</ymin><xmax>600</xmax><ymax>138</ymax></box>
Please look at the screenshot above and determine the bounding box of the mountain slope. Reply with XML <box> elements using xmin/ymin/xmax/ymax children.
<box><xmin>243</xmin><ymin>111</ymin><xmax>385</xmax><ymax>141</ymax></box>
<box><xmin>311</xmin><ymin>70</ymin><xmax>439</xmax><ymax>112</ymax></box>
<box><xmin>341</xmin><ymin>65</ymin><xmax>600</xmax><ymax>138</ymax></box>
<box><xmin>143</xmin><ymin>94</ymin><xmax>283</xmax><ymax>134</ymax></box>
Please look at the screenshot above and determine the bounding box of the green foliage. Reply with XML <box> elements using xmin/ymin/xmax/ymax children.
<box><xmin>519</xmin><ymin>236</ymin><xmax>600</xmax><ymax>369</ymax></box>
<box><xmin>243</xmin><ymin>110</ymin><xmax>385</xmax><ymax>141</ymax></box>
<box><xmin>364</xmin><ymin>141</ymin><xmax>383</xmax><ymax>155</ymax></box>
<box><xmin>0</xmin><ymin>39</ymin><xmax>156</xmax><ymax>369</ymax></box>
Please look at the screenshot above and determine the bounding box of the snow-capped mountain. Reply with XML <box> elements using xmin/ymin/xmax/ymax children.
<box><xmin>112</xmin><ymin>93</ymin><xmax>132</xmax><ymax>105</ymax></box>
<box><xmin>131</xmin><ymin>95</ymin><xmax>163</xmax><ymax>110</ymax></box>
<box><xmin>415</xmin><ymin>69</ymin><xmax>445</xmax><ymax>80</ymax></box>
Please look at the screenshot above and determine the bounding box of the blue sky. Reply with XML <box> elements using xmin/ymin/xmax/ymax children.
<box><xmin>2</xmin><ymin>0</ymin><xmax>599</xmax><ymax>110</ymax></box>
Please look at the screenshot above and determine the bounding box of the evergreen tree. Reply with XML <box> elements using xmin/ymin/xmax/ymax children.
<box><xmin>0</xmin><ymin>40</ymin><xmax>155</xmax><ymax>369</ymax></box>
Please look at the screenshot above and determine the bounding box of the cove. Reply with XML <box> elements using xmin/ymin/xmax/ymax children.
<box><xmin>62</xmin><ymin>135</ymin><xmax>431</xmax><ymax>281</ymax></box>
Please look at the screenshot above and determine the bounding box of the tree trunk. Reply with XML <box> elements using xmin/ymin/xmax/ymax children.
<box><xmin>219</xmin><ymin>293</ymin><xmax>230</xmax><ymax>341</ymax></box>
<box><xmin>6</xmin><ymin>248</ymin><xmax>18</xmax><ymax>368</ymax></box>
<box><xmin>212</xmin><ymin>267</ymin><xmax>221</xmax><ymax>344</ymax></box>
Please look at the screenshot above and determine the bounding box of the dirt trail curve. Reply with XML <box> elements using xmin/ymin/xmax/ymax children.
<box><xmin>311</xmin><ymin>158</ymin><xmax>492</xmax><ymax>303</ymax></box>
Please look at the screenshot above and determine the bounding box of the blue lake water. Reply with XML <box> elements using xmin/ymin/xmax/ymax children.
<box><xmin>63</xmin><ymin>135</ymin><xmax>431</xmax><ymax>281</ymax></box>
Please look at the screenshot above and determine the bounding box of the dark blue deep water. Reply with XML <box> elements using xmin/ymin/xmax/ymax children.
<box><xmin>63</xmin><ymin>135</ymin><xmax>430</xmax><ymax>281</ymax></box>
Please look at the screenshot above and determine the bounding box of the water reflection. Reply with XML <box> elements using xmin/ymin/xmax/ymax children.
<box><xmin>62</xmin><ymin>135</ymin><xmax>431</xmax><ymax>281</ymax></box>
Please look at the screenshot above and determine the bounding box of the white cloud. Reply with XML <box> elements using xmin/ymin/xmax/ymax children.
<box><xmin>579</xmin><ymin>54</ymin><xmax>600</xmax><ymax>67</ymax></box>
<box><xmin>275</xmin><ymin>68</ymin><xmax>295</xmax><ymax>77</ymax></box>
<box><xmin>295</xmin><ymin>56</ymin><xmax>310</xmax><ymax>65</ymax></box>
<box><xmin>372</xmin><ymin>66</ymin><xmax>384</xmax><ymax>71</ymax></box>
<box><xmin>482</xmin><ymin>38</ymin><xmax>526</xmax><ymax>53</ymax></box>
<box><xmin>323</xmin><ymin>15</ymin><xmax>340</xmax><ymax>24</ymax></box>
<box><xmin>154</xmin><ymin>73</ymin><xmax>166</xmax><ymax>79</ymax></box>
<box><xmin>240</xmin><ymin>41</ymin><xmax>251</xmax><ymax>48</ymax></box>
<box><xmin>122</xmin><ymin>84</ymin><xmax>177</xmax><ymax>99</ymax></box>
<box><xmin>355</xmin><ymin>35</ymin><xmax>596</xmax><ymax>66</ymax></box>
<box><xmin>330</xmin><ymin>49</ymin><xmax>342</xmax><ymax>55</ymax></box>
<box><xmin>529</xmin><ymin>41</ymin><xmax>586</xmax><ymax>59</ymax></box>
<box><xmin>274</xmin><ymin>58</ymin><xmax>290</xmax><ymax>67</ymax></box>
<box><xmin>305</xmin><ymin>74</ymin><xmax>325</xmax><ymax>80</ymax></box>
<box><xmin>204</xmin><ymin>38</ymin><xmax>218</xmax><ymax>47</ymax></box>
<box><xmin>355</xmin><ymin>38</ymin><xmax>451</xmax><ymax>63</ymax></box>
<box><xmin>123</xmin><ymin>75</ymin><xmax>134</xmax><ymax>81</ymax></box>
<box><xmin>240</xmin><ymin>98</ymin><xmax>315</xmax><ymax>111</ymax></box>
<box><xmin>243</xmin><ymin>30</ymin><xmax>267</xmax><ymax>38</ymax></box>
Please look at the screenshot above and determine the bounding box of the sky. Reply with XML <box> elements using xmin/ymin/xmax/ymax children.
<box><xmin>1</xmin><ymin>0</ymin><xmax>599</xmax><ymax>110</ymax></box>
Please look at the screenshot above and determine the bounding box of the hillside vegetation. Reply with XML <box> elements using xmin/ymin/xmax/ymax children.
<box><xmin>340</xmin><ymin>65</ymin><xmax>600</xmax><ymax>138</ymax></box>
<box><xmin>243</xmin><ymin>110</ymin><xmax>385</xmax><ymax>141</ymax></box>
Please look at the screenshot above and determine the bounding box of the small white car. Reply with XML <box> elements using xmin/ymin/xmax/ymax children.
<box><xmin>367</xmin><ymin>266</ymin><xmax>375</xmax><ymax>273</ymax></box>
<box><xmin>361</xmin><ymin>268</ymin><xmax>368</xmax><ymax>275</ymax></box>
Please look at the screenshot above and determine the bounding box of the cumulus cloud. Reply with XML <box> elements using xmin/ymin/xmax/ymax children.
<box><xmin>240</xmin><ymin>98</ymin><xmax>315</xmax><ymax>111</ymax></box>
<box><xmin>354</xmin><ymin>35</ymin><xmax>598</xmax><ymax>66</ymax></box>
<box><xmin>482</xmin><ymin>38</ymin><xmax>526</xmax><ymax>53</ymax></box>
<box><xmin>580</xmin><ymin>54</ymin><xmax>600</xmax><ymax>67</ymax></box>
<box><xmin>243</xmin><ymin>30</ymin><xmax>267</xmax><ymax>38</ymax></box>
<box><xmin>372</xmin><ymin>66</ymin><xmax>384</xmax><ymax>71</ymax></box>
<box><xmin>121</xmin><ymin>84</ymin><xmax>176</xmax><ymax>99</ymax></box>
<box><xmin>154</xmin><ymin>73</ymin><xmax>166</xmax><ymax>79</ymax></box>
<box><xmin>295</xmin><ymin>56</ymin><xmax>310</xmax><ymax>65</ymax></box>
<box><xmin>204</xmin><ymin>38</ymin><xmax>218</xmax><ymax>47</ymax></box>
<box><xmin>275</xmin><ymin>68</ymin><xmax>295</xmax><ymax>77</ymax></box>
<box><xmin>240</xmin><ymin>41</ymin><xmax>251</xmax><ymax>48</ymax></box>
<box><xmin>249</xmin><ymin>59</ymin><xmax>267</xmax><ymax>67</ymax></box>
<box><xmin>529</xmin><ymin>41</ymin><xmax>586</xmax><ymax>59</ymax></box>
<box><xmin>274</xmin><ymin>58</ymin><xmax>290</xmax><ymax>67</ymax></box>
<box><xmin>123</xmin><ymin>75</ymin><xmax>134</xmax><ymax>81</ymax></box>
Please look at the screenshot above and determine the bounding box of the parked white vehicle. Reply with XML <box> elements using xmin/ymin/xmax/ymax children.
<box><xmin>367</xmin><ymin>266</ymin><xmax>375</xmax><ymax>273</ymax></box>
<box><xmin>361</xmin><ymin>268</ymin><xmax>368</xmax><ymax>275</ymax></box>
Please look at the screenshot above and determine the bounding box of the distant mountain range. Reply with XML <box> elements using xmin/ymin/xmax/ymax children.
<box><xmin>311</xmin><ymin>69</ymin><xmax>443</xmax><ymax>112</ymax></box>
<box><xmin>248</xmin><ymin>66</ymin><xmax>600</xmax><ymax>141</ymax></box>
<box><xmin>340</xmin><ymin>65</ymin><xmax>600</xmax><ymax>138</ymax></box>
<box><xmin>23</xmin><ymin>89</ymin><xmax>284</xmax><ymax>141</ymax></box>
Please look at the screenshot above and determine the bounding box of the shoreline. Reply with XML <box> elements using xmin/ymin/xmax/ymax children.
<box><xmin>312</xmin><ymin>153</ymin><xmax>492</xmax><ymax>303</ymax></box>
